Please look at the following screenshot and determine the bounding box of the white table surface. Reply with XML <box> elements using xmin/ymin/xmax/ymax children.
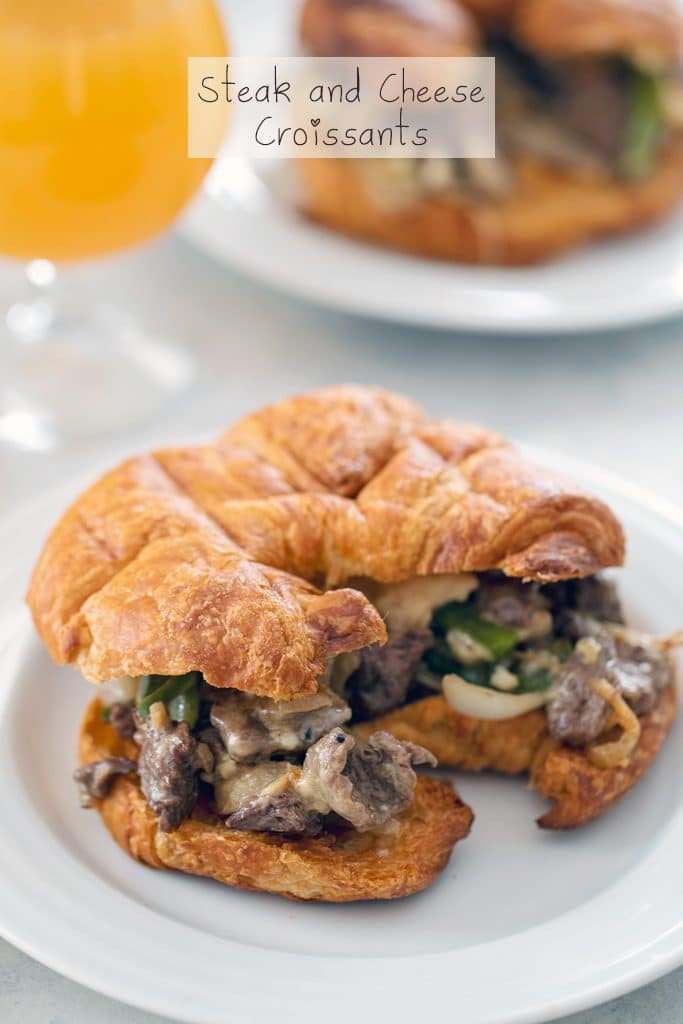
<box><xmin>1</xmin><ymin>230</ymin><xmax>683</xmax><ymax>1023</ymax></box>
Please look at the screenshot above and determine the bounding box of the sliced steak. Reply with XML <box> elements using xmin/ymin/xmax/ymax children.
<box><xmin>227</xmin><ymin>791</ymin><xmax>323</xmax><ymax>835</ymax></box>
<box><xmin>610</xmin><ymin>630</ymin><xmax>674</xmax><ymax>714</ymax></box>
<box><xmin>547</xmin><ymin>575</ymin><xmax>624</xmax><ymax>625</ymax></box>
<box><xmin>476</xmin><ymin>577</ymin><xmax>550</xmax><ymax>633</ymax></box>
<box><xmin>214</xmin><ymin>756</ymin><xmax>324</xmax><ymax>833</ymax></box>
<box><xmin>346</xmin><ymin>629</ymin><xmax>434</xmax><ymax>721</ymax></box>
<box><xmin>224</xmin><ymin>728</ymin><xmax>435</xmax><ymax>835</ymax></box>
<box><xmin>557</xmin><ymin>60</ymin><xmax>630</xmax><ymax>166</ymax></box>
<box><xmin>302</xmin><ymin>729</ymin><xmax>436</xmax><ymax>831</ymax></box>
<box><xmin>547</xmin><ymin>617</ymin><xmax>674</xmax><ymax>746</ymax></box>
<box><xmin>135</xmin><ymin>705</ymin><xmax>201</xmax><ymax>832</ymax></box>
<box><xmin>573</xmin><ymin>577</ymin><xmax>624</xmax><ymax>624</ymax></box>
<box><xmin>546</xmin><ymin>647</ymin><xmax>612</xmax><ymax>747</ymax></box>
<box><xmin>109</xmin><ymin>701</ymin><xmax>136</xmax><ymax>739</ymax></box>
<box><xmin>73</xmin><ymin>757</ymin><xmax>137</xmax><ymax>807</ymax></box>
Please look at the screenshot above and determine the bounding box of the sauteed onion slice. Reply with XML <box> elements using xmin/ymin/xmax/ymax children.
<box><xmin>587</xmin><ymin>677</ymin><xmax>641</xmax><ymax>769</ymax></box>
<box><xmin>442</xmin><ymin>673</ymin><xmax>548</xmax><ymax>721</ymax></box>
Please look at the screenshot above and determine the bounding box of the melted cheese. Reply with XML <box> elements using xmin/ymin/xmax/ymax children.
<box><xmin>367</xmin><ymin>573</ymin><xmax>479</xmax><ymax>633</ymax></box>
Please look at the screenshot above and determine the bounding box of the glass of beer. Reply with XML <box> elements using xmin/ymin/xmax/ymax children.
<box><xmin>0</xmin><ymin>0</ymin><xmax>227</xmax><ymax>447</ymax></box>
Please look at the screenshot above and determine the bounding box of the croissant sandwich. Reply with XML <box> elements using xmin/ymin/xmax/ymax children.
<box><xmin>298</xmin><ymin>0</ymin><xmax>683</xmax><ymax>264</ymax></box>
<box><xmin>28</xmin><ymin>387</ymin><xmax>678</xmax><ymax>904</ymax></box>
<box><xmin>27</xmin><ymin>397</ymin><xmax>474</xmax><ymax>903</ymax></box>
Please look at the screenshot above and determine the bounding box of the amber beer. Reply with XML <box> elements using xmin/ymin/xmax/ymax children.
<box><xmin>0</xmin><ymin>0</ymin><xmax>227</xmax><ymax>262</ymax></box>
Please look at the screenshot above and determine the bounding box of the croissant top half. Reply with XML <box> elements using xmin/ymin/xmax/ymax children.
<box><xmin>28</xmin><ymin>386</ymin><xmax>624</xmax><ymax>699</ymax></box>
<box><xmin>301</xmin><ymin>0</ymin><xmax>683</xmax><ymax>68</ymax></box>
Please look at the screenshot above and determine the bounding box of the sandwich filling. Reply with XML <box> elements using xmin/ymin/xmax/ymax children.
<box><xmin>358</xmin><ymin>44</ymin><xmax>683</xmax><ymax>206</ymax></box>
<box><xmin>335</xmin><ymin>572</ymin><xmax>679</xmax><ymax>769</ymax></box>
<box><xmin>74</xmin><ymin>572</ymin><xmax>678</xmax><ymax>827</ymax></box>
<box><xmin>76</xmin><ymin>675</ymin><xmax>435</xmax><ymax>836</ymax></box>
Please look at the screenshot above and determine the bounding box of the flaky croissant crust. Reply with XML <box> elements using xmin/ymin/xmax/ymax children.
<box><xmin>299</xmin><ymin>1</ymin><xmax>683</xmax><ymax>266</ymax></box>
<box><xmin>28</xmin><ymin>386</ymin><xmax>624</xmax><ymax>697</ymax></box>
<box><xmin>354</xmin><ymin>683</ymin><xmax>677</xmax><ymax>828</ymax></box>
<box><xmin>302</xmin><ymin>0</ymin><xmax>683</xmax><ymax>66</ymax></box>
<box><xmin>297</xmin><ymin>138</ymin><xmax>683</xmax><ymax>267</ymax></box>
<box><xmin>78</xmin><ymin>698</ymin><xmax>473</xmax><ymax>902</ymax></box>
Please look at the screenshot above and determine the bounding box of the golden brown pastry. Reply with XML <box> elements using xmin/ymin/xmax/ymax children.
<box><xmin>79</xmin><ymin>699</ymin><xmax>473</xmax><ymax>902</ymax></box>
<box><xmin>29</xmin><ymin>385</ymin><xmax>624</xmax><ymax>680</ymax></box>
<box><xmin>457</xmin><ymin>0</ymin><xmax>518</xmax><ymax>28</ymax></box>
<box><xmin>354</xmin><ymin>694</ymin><xmax>551</xmax><ymax>774</ymax></box>
<box><xmin>28</xmin><ymin>386</ymin><xmax>677</xmax><ymax>863</ymax></box>
<box><xmin>301</xmin><ymin>0</ymin><xmax>480</xmax><ymax>57</ymax></box>
<box><xmin>30</xmin><ymin>387</ymin><xmax>497</xmax><ymax>902</ymax></box>
<box><xmin>530</xmin><ymin>684</ymin><xmax>677</xmax><ymax>827</ymax></box>
<box><xmin>516</xmin><ymin>0</ymin><xmax>683</xmax><ymax>65</ymax></box>
<box><xmin>297</xmin><ymin>142</ymin><xmax>683</xmax><ymax>265</ymax></box>
<box><xmin>298</xmin><ymin>0</ymin><xmax>683</xmax><ymax>264</ymax></box>
<box><xmin>168</xmin><ymin>387</ymin><xmax>674</xmax><ymax>829</ymax></box>
<box><xmin>27</xmin><ymin>454</ymin><xmax>387</xmax><ymax>697</ymax></box>
<box><xmin>354</xmin><ymin>684</ymin><xmax>677</xmax><ymax>827</ymax></box>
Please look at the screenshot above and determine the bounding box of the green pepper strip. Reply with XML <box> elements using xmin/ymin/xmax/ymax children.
<box><xmin>431</xmin><ymin>602</ymin><xmax>520</xmax><ymax>660</ymax></box>
<box><xmin>423</xmin><ymin>644</ymin><xmax>492</xmax><ymax>686</ymax></box>
<box><xmin>136</xmin><ymin>672</ymin><xmax>200</xmax><ymax>727</ymax></box>
<box><xmin>550</xmin><ymin>637</ymin><xmax>573</xmax><ymax>663</ymax></box>
<box><xmin>167</xmin><ymin>686</ymin><xmax>200</xmax><ymax>728</ymax></box>
<box><xmin>136</xmin><ymin>675</ymin><xmax>158</xmax><ymax>704</ymax></box>
<box><xmin>515</xmin><ymin>665</ymin><xmax>554</xmax><ymax>694</ymax></box>
<box><xmin>621</xmin><ymin>66</ymin><xmax>663</xmax><ymax>180</ymax></box>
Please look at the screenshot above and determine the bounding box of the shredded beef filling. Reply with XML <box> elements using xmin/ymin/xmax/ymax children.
<box><xmin>547</xmin><ymin>613</ymin><xmax>674</xmax><ymax>744</ymax></box>
<box><xmin>545</xmin><ymin>641</ymin><xmax>613</xmax><ymax>746</ymax></box>
<box><xmin>610</xmin><ymin>631</ymin><xmax>674</xmax><ymax>715</ymax></box>
<box><xmin>135</xmin><ymin>705</ymin><xmax>203</xmax><ymax>832</ymax></box>
<box><xmin>211</xmin><ymin>759</ymin><xmax>295</xmax><ymax>816</ymax></box>
<box><xmin>362</xmin><ymin>39</ymin><xmax>679</xmax><ymax>205</ymax></box>
<box><xmin>73</xmin><ymin>757</ymin><xmax>137</xmax><ymax>807</ymax></box>
<box><xmin>346</xmin><ymin>629</ymin><xmax>434</xmax><ymax>721</ymax></box>
<box><xmin>225</xmin><ymin>728</ymin><xmax>435</xmax><ymax>835</ymax></box>
<box><xmin>80</xmin><ymin>679</ymin><xmax>433</xmax><ymax>837</ymax></box>
<box><xmin>496</xmin><ymin>43</ymin><xmax>633</xmax><ymax>170</ymax></box>
<box><xmin>547</xmin><ymin>577</ymin><xmax>624</xmax><ymax>624</ymax></box>
<box><xmin>476</xmin><ymin>577</ymin><xmax>549</xmax><ymax>632</ymax></box>
<box><xmin>109</xmin><ymin>700</ymin><xmax>137</xmax><ymax>739</ymax></box>
<box><xmin>556</xmin><ymin>61</ymin><xmax>631</xmax><ymax>164</ymax></box>
<box><xmin>227</xmin><ymin>791</ymin><xmax>324</xmax><ymax>835</ymax></box>
<box><xmin>303</xmin><ymin>729</ymin><xmax>436</xmax><ymax>831</ymax></box>
<box><xmin>201</xmin><ymin>685</ymin><xmax>435</xmax><ymax>835</ymax></box>
<box><xmin>80</xmin><ymin>570</ymin><xmax>674</xmax><ymax>833</ymax></box>
<box><xmin>344</xmin><ymin>572</ymin><xmax>672</xmax><ymax>752</ymax></box>
<box><xmin>428</xmin><ymin>573</ymin><xmax>671</xmax><ymax>748</ymax></box>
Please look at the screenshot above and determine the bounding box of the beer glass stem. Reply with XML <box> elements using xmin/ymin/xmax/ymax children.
<box><xmin>0</xmin><ymin>259</ymin><xmax>195</xmax><ymax>450</ymax></box>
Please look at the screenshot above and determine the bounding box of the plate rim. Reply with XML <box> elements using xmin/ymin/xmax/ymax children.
<box><xmin>180</xmin><ymin>159</ymin><xmax>683</xmax><ymax>336</ymax></box>
<box><xmin>1</xmin><ymin>448</ymin><xmax>683</xmax><ymax>1024</ymax></box>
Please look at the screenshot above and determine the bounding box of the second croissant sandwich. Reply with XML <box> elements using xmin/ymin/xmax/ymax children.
<box><xmin>298</xmin><ymin>0</ymin><xmax>683</xmax><ymax>264</ymax></box>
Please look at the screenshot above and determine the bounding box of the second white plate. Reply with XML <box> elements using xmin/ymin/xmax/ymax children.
<box><xmin>182</xmin><ymin>0</ymin><xmax>683</xmax><ymax>334</ymax></box>
<box><xmin>183</xmin><ymin>155</ymin><xmax>683</xmax><ymax>334</ymax></box>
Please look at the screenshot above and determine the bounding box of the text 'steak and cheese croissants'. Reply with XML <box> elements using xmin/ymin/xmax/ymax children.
<box><xmin>298</xmin><ymin>0</ymin><xmax>683</xmax><ymax>265</ymax></box>
<box><xmin>28</xmin><ymin>387</ymin><xmax>678</xmax><ymax>901</ymax></box>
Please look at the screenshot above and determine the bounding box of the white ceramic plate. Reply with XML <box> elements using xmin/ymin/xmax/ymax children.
<box><xmin>1</xmin><ymin>448</ymin><xmax>683</xmax><ymax>1024</ymax></box>
<box><xmin>182</xmin><ymin>0</ymin><xmax>683</xmax><ymax>333</ymax></box>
